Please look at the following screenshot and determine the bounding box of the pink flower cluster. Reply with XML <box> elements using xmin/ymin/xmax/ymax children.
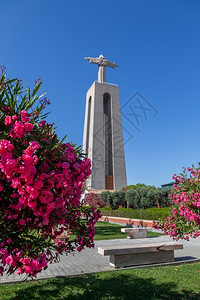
<box><xmin>5</xmin><ymin>110</ymin><xmax>34</xmax><ymax>139</ymax></box>
<box><xmin>0</xmin><ymin>109</ymin><xmax>101</xmax><ymax>277</ymax></box>
<box><xmin>83</xmin><ymin>193</ymin><xmax>106</xmax><ymax>208</ymax></box>
<box><xmin>0</xmin><ymin>246</ymin><xmax>47</xmax><ymax>277</ymax></box>
<box><xmin>153</xmin><ymin>167</ymin><xmax>200</xmax><ymax>240</ymax></box>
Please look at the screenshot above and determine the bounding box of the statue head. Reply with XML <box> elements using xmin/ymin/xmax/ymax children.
<box><xmin>99</xmin><ymin>54</ymin><xmax>105</xmax><ymax>59</ymax></box>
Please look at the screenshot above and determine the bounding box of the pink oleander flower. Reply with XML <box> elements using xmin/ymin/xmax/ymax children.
<box><xmin>24</xmin><ymin>266</ymin><xmax>32</xmax><ymax>274</ymax></box>
<box><xmin>29</xmin><ymin>141</ymin><xmax>40</xmax><ymax>150</ymax></box>
<box><xmin>20</xmin><ymin>110</ymin><xmax>29</xmax><ymax>122</ymax></box>
<box><xmin>13</xmin><ymin>121</ymin><xmax>25</xmax><ymax>138</ymax></box>
<box><xmin>4</xmin><ymin>116</ymin><xmax>13</xmax><ymax>126</ymax></box>
<box><xmin>6</xmin><ymin>238</ymin><xmax>12</xmax><ymax>245</ymax></box>
<box><xmin>39</xmin><ymin>121</ymin><xmax>46</xmax><ymax>127</ymax></box>
<box><xmin>19</xmin><ymin>219</ymin><xmax>26</xmax><ymax>226</ymax></box>
<box><xmin>17</xmin><ymin>267</ymin><xmax>23</xmax><ymax>275</ymax></box>
<box><xmin>24</xmin><ymin>123</ymin><xmax>34</xmax><ymax>132</ymax></box>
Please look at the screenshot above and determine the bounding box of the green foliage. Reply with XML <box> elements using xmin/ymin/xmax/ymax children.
<box><xmin>100</xmin><ymin>207</ymin><xmax>171</xmax><ymax>221</ymax></box>
<box><xmin>126</xmin><ymin>189</ymin><xmax>140</xmax><ymax>209</ymax></box>
<box><xmin>100</xmin><ymin>191</ymin><xmax>126</xmax><ymax>209</ymax></box>
<box><xmin>100</xmin><ymin>191</ymin><xmax>110</xmax><ymax>203</ymax></box>
<box><xmin>112</xmin><ymin>190</ymin><xmax>126</xmax><ymax>208</ymax></box>
<box><xmin>125</xmin><ymin>185</ymin><xmax>172</xmax><ymax>210</ymax></box>
<box><xmin>101</xmin><ymin>185</ymin><xmax>172</xmax><ymax>210</ymax></box>
<box><xmin>122</xmin><ymin>183</ymin><xmax>155</xmax><ymax>190</ymax></box>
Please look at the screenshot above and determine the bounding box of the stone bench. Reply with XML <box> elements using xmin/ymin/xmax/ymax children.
<box><xmin>98</xmin><ymin>242</ymin><xmax>183</xmax><ymax>268</ymax></box>
<box><xmin>121</xmin><ymin>227</ymin><xmax>150</xmax><ymax>239</ymax></box>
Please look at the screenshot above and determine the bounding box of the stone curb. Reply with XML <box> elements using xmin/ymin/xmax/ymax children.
<box><xmin>99</xmin><ymin>216</ymin><xmax>153</xmax><ymax>228</ymax></box>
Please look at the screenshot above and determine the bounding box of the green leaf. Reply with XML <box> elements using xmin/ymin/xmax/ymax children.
<box><xmin>32</xmin><ymin>81</ymin><xmax>42</xmax><ymax>97</ymax></box>
<box><xmin>60</xmin><ymin>135</ymin><xmax>67</xmax><ymax>144</ymax></box>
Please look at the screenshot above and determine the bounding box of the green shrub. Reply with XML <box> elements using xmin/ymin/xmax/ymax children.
<box><xmin>100</xmin><ymin>207</ymin><xmax>171</xmax><ymax>221</ymax></box>
<box><xmin>100</xmin><ymin>206</ymin><xmax>112</xmax><ymax>211</ymax></box>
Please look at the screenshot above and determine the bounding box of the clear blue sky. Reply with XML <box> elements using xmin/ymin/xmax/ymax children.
<box><xmin>1</xmin><ymin>0</ymin><xmax>200</xmax><ymax>187</ymax></box>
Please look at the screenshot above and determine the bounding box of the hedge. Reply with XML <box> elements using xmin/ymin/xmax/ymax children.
<box><xmin>100</xmin><ymin>207</ymin><xmax>171</xmax><ymax>221</ymax></box>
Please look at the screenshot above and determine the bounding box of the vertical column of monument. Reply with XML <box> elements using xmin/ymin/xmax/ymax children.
<box><xmin>111</xmin><ymin>86</ymin><xmax>127</xmax><ymax>190</ymax></box>
<box><xmin>104</xmin><ymin>92</ymin><xmax>114</xmax><ymax>189</ymax></box>
<box><xmin>83</xmin><ymin>82</ymin><xmax>106</xmax><ymax>190</ymax></box>
<box><xmin>83</xmin><ymin>85</ymin><xmax>92</xmax><ymax>189</ymax></box>
<box><xmin>92</xmin><ymin>82</ymin><xmax>105</xmax><ymax>189</ymax></box>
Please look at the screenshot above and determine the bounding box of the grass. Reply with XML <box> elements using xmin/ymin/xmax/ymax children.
<box><xmin>93</xmin><ymin>221</ymin><xmax>162</xmax><ymax>240</ymax></box>
<box><xmin>69</xmin><ymin>222</ymin><xmax>162</xmax><ymax>241</ymax></box>
<box><xmin>1</xmin><ymin>263</ymin><xmax>200</xmax><ymax>299</ymax></box>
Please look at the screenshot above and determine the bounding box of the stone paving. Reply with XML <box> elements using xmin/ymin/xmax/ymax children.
<box><xmin>1</xmin><ymin>235</ymin><xmax>200</xmax><ymax>284</ymax></box>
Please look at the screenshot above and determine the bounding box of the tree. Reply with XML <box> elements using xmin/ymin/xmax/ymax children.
<box><xmin>100</xmin><ymin>191</ymin><xmax>111</xmax><ymax>206</ymax></box>
<box><xmin>122</xmin><ymin>183</ymin><xmax>155</xmax><ymax>191</ymax></box>
<box><xmin>153</xmin><ymin>165</ymin><xmax>200</xmax><ymax>240</ymax></box>
<box><xmin>126</xmin><ymin>189</ymin><xmax>140</xmax><ymax>209</ymax></box>
<box><xmin>118</xmin><ymin>190</ymin><xmax>126</xmax><ymax>208</ymax></box>
<box><xmin>0</xmin><ymin>67</ymin><xmax>101</xmax><ymax>277</ymax></box>
<box><xmin>112</xmin><ymin>191</ymin><xmax>125</xmax><ymax>209</ymax></box>
<box><xmin>125</xmin><ymin>184</ymin><xmax>171</xmax><ymax>210</ymax></box>
<box><xmin>100</xmin><ymin>191</ymin><xmax>126</xmax><ymax>209</ymax></box>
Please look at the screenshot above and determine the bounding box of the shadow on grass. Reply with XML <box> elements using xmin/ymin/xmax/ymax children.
<box><xmin>5</xmin><ymin>272</ymin><xmax>200</xmax><ymax>300</ymax></box>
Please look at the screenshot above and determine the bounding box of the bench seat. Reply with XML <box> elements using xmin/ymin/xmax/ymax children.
<box><xmin>98</xmin><ymin>242</ymin><xmax>183</xmax><ymax>268</ymax></box>
<box><xmin>121</xmin><ymin>227</ymin><xmax>149</xmax><ymax>239</ymax></box>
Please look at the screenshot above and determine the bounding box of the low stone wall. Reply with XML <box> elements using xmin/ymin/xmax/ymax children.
<box><xmin>99</xmin><ymin>216</ymin><xmax>153</xmax><ymax>228</ymax></box>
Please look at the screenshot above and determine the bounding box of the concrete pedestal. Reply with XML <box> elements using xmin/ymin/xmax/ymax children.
<box><xmin>110</xmin><ymin>251</ymin><xmax>174</xmax><ymax>268</ymax></box>
<box><xmin>121</xmin><ymin>228</ymin><xmax>148</xmax><ymax>239</ymax></box>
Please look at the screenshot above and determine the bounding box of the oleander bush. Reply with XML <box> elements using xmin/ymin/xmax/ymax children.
<box><xmin>0</xmin><ymin>67</ymin><xmax>101</xmax><ymax>278</ymax></box>
<box><xmin>154</xmin><ymin>164</ymin><xmax>200</xmax><ymax>240</ymax></box>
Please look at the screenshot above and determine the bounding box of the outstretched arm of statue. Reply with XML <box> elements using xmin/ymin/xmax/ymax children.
<box><xmin>84</xmin><ymin>57</ymin><xmax>99</xmax><ymax>64</ymax></box>
<box><xmin>104</xmin><ymin>59</ymin><xmax>119</xmax><ymax>69</ymax></box>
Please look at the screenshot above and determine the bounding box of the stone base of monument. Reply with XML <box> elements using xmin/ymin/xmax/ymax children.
<box><xmin>98</xmin><ymin>242</ymin><xmax>183</xmax><ymax>268</ymax></box>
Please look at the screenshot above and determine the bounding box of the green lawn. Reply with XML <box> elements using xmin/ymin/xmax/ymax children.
<box><xmin>1</xmin><ymin>263</ymin><xmax>200</xmax><ymax>299</ymax></box>
<box><xmin>93</xmin><ymin>221</ymin><xmax>162</xmax><ymax>240</ymax></box>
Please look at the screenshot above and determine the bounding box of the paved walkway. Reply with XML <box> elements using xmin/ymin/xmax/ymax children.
<box><xmin>1</xmin><ymin>235</ymin><xmax>200</xmax><ymax>284</ymax></box>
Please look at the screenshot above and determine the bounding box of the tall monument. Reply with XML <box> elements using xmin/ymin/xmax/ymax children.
<box><xmin>83</xmin><ymin>54</ymin><xmax>127</xmax><ymax>190</ymax></box>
